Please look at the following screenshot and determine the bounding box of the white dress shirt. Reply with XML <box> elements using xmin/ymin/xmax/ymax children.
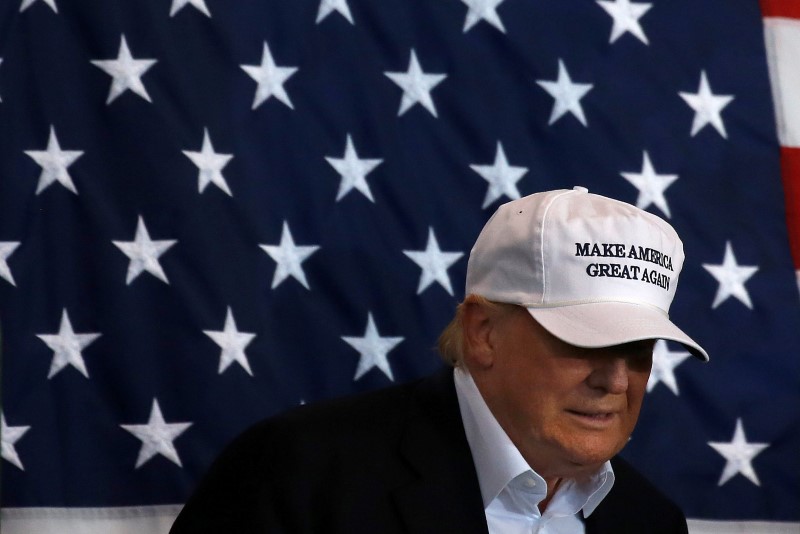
<box><xmin>454</xmin><ymin>367</ymin><xmax>615</xmax><ymax>534</ymax></box>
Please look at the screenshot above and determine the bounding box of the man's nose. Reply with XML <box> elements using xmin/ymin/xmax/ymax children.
<box><xmin>587</xmin><ymin>357</ymin><xmax>629</xmax><ymax>394</ymax></box>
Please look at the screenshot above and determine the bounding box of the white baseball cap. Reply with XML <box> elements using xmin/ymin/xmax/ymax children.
<box><xmin>466</xmin><ymin>186</ymin><xmax>708</xmax><ymax>361</ymax></box>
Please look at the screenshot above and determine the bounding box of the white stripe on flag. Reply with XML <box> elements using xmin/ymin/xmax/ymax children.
<box><xmin>0</xmin><ymin>506</ymin><xmax>182</xmax><ymax>534</ymax></box>
<box><xmin>2</xmin><ymin>507</ymin><xmax>799</xmax><ymax>533</ymax></box>
<box><xmin>688</xmin><ymin>519</ymin><xmax>800</xmax><ymax>534</ymax></box>
<box><xmin>764</xmin><ymin>16</ymin><xmax>800</xmax><ymax>148</ymax></box>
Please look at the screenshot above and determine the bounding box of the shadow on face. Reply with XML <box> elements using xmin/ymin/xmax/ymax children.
<box><xmin>462</xmin><ymin>300</ymin><xmax>654</xmax><ymax>479</ymax></box>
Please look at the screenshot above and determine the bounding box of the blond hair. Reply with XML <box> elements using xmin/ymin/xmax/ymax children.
<box><xmin>437</xmin><ymin>295</ymin><xmax>519</xmax><ymax>367</ymax></box>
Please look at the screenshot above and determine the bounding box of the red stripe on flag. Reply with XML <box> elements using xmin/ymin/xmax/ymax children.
<box><xmin>761</xmin><ymin>0</ymin><xmax>800</xmax><ymax>19</ymax></box>
<box><xmin>781</xmin><ymin>147</ymin><xmax>800</xmax><ymax>269</ymax></box>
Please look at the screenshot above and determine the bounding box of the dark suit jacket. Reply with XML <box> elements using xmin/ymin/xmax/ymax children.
<box><xmin>170</xmin><ymin>368</ymin><xmax>688</xmax><ymax>534</ymax></box>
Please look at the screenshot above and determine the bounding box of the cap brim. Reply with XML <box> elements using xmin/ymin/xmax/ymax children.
<box><xmin>527</xmin><ymin>302</ymin><xmax>709</xmax><ymax>361</ymax></box>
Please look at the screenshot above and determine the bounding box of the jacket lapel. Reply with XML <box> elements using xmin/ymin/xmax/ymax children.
<box><xmin>391</xmin><ymin>368</ymin><xmax>489</xmax><ymax>534</ymax></box>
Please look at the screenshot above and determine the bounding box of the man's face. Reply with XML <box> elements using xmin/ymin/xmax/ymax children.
<box><xmin>467</xmin><ymin>305</ymin><xmax>653</xmax><ymax>479</ymax></box>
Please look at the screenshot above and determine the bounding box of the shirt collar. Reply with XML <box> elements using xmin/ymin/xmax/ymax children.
<box><xmin>453</xmin><ymin>366</ymin><xmax>615</xmax><ymax>516</ymax></box>
<box><xmin>454</xmin><ymin>366</ymin><xmax>530</xmax><ymax>507</ymax></box>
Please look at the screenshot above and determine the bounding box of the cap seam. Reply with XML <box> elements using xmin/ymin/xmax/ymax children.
<box><xmin>538</xmin><ymin>190</ymin><xmax>574</xmax><ymax>304</ymax></box>
<box><xmin>522</xmin><ymin>298</ymin><xmax>670</xmax><ymax>317</ymax></box>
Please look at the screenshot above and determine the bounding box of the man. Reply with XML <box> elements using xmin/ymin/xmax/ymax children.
<box><xmin>170</xmin><ymin>186</ymin><xmax>708</xmax><ymax>533</ymax></box>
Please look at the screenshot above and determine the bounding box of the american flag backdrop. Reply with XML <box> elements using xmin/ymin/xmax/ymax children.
<box><xmin>1</xmin><ymin>0</ymin><xmax>798</xmax><ymax>532</ymax></box>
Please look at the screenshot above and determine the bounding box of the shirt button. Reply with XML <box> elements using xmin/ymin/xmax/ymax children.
<box><xmin>524</xmin><ymin>477</ymin><xmax>536</xmax><ymax>488</ymax></box>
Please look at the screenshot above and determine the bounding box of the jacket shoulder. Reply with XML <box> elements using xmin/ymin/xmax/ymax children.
<box><xmin>170</xmin><ymin>375</ymin><xmax>436</xmax><ymax>533</ymax></box>
<box><xmin>241</xmin><ymin>376</ymin><xmax>421</xmax><ymax>449</ymax></box>
<box><xmin>586</xmin><ymin>456</ymin><xmax>688</xmax><ymax>534</ymax></box>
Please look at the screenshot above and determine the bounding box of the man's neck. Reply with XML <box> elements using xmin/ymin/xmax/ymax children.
<box><xmin>539</xmin><ymin>477</ymin><xmax>562</xmax><ymax>513</ymax></box>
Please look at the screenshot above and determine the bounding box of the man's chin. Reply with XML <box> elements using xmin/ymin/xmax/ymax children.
<box><xmin>522</xmin><ymin>432</ymin><xmax>627</xmax><ymax>478</ymax></box>
<box><xmin>558</xmin><ymin>442</ymin><xmax>625</xmax><ymax>474</ymax></box>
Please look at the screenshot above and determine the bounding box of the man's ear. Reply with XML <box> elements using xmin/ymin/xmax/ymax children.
<box><xmin>461</xmin><ymin>300</ymin><xmax>495</xmax><ymax>369</ymax></box>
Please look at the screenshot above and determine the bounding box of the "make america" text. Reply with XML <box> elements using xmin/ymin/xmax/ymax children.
<box><xmin>575</xmin><ymin>242</ymin><xmax>673</xmax><ymax>271</ymax></box>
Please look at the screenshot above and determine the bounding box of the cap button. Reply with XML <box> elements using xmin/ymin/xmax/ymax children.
<box><xmin>573</xmin><ymin>186</ymin><xmax>588</xmax><ymax>193</ymax></box>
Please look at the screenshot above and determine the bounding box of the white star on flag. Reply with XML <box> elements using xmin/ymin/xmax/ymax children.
<box><xmin>1</xmin><ymin>413</ymin><xmax>31</xmax><ymax>471</ymax></box>
<box><xmin>316</xmin><ymin>0</ymin><xmax>353</xmax><ymax>24</ymax></box>
<box><xmin>679</xmin><ymin>70</ymin><xmax>734</xmax><ymax>138</ymax></box>
<box><xmin>204</xmin><ymin>307</ymin><xmax>257</xmax><ymax>375</ymax></box>
<box><xmin>325</xmin><ymin>134</ymin><xmax>383</xmax><ymax>202</ymax></box>
<box><xmin>646</xmin><ymin>340</ymin><xmax>691</xmax><ymax>395</ymax></box>
<box><xmin>403</xmin><ymin>227</ymin><xmax>464</xmax><ymax>295</ymax></box>
<box><xmin>241</xmin><ymin>41</ymin><xmax>298</xmax><ymax>110</ymax></box>
<box><xmin>702</xmin><ymin>241</ymin><xmax>759</xmax><ymax>309</ymax></box>
<box><xmin>113</xmin><ymin>216</ymin><xmax>178</xmax><ymax>285</ymax></box>
<box><xmin>536</xmin><ymin>59</ymin><xmax>594</xmax><ymax>126</ymax></box>
<box><xmin>183</xmin><ymin>128</ymin><xmax>234</xmax><ymax>196</ymax></box>
<box><xmin>620</xmin><ymin>151</ymin><xmax>678</xmax><ymax>218</ymax></box>
<box><xmin>24</xmin><ymin>125</ymin><xmax>84</xmax><ymax>195</ymax></box>
<box><xmin>385</xmin><ymin>49</ymin><xmax>447</xmax><ymax>117</ymax></box>
<box><xmin>0</xmin><ymin>241</ymin><xmax>20</xmax><ymax>286</ymax></box>
<box><xmin>121</xmin><ymin>399</ymin><xmax>192</xmax><ymax>469</ymax></box>
<box><xmin>260</xmin><ymin>221</ymin><xmax>320</xmax><ymax>290</ymax></box>
<box><xmin>708</xmin><ymin>418</ymin><xmax>770</xmax><ymax>486</ymax></box>
<box><xmin>460</xmin><ymin>0</ymin><xmax>507</xmax><ymax>33</ymax></box>
<box><xmin>36</xmin><ymin>309</ymin><xmax>101</xmax><ymax>379</ymax></box>
<box><xmin>342</xmin><ymin>312</ymin><xmax>404</xmax><ymax>381</ymax></box>
<box><xmin>170</xmin><ymin>0</ymin><xmax>210</xmax><ymax>17</ymax></box>
<box><xmin>19</xmin><ymin>0</ymin><xmax>57</xmax><ymax>12</ymax></box>
<box><xmin>596</xmin><ymin>0</ymin><xmax>652</xmax><ymax>44</ymax></box>
<box><xmin>91</xmin><ymin>35</ymin><xmax>157</xmax><ymax>104</ymax></box>
<box><xmin>470</xmin><ymin>141</ymin><xmax>528</xmax><ymax>209</ymax></box>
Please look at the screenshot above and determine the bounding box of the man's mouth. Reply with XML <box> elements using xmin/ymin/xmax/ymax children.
<box><xmin>566</xmin><ymin>409</ymin><xmax>617</xmax><ymax>426</ymax></box>
<box><xmin>568</xmin><ymin>410</ymin><xmax>612</xmax><ymax>417</ymax></box>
